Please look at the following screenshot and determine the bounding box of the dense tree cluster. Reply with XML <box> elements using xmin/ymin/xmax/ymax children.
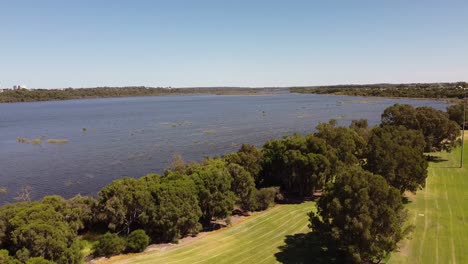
<box><xmin>0</xmin><ymin>197</ymin><xmax>89</xmax><ymax>263</ymax></box>
<box><xmin>291</xmin><ymin>82</ymin><xmax>467</xmax><ymax>99</ymax></box>
<box><xmin>0</xmin><ymin>103</ymin><xmax>458</xmax><ymax>263</ymax></box>
<box><xmin>382</xmin><ymin>104</ymin><xmax>459</xmax><ymax>151</ymax></box>
<box><xmin>0</xmin><ymin>145</ymin><xmax>276</xmax><ymax>262</ymax></box>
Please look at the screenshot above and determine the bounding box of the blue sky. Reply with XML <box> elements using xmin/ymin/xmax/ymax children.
<box><xmin>1</xmin><ymin>0</ymin><xmax>467</xmax><ymax>88</ymax></box>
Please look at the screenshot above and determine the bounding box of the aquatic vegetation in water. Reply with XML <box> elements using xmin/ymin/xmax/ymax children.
<box><xmin>65</xmin><ymin>180</ymin><xmax>81</xmax><ymax>187</ymax></box>
<box><xmin>161</xmin><ymin>121</ymin><xmax>192</xmax><ymax>128</ymax></box>
<box><xmin>203</xmin><ymin>129</ymin><xmax>216</xmax><ymax>135</ymax></box>
<box><xmin>47</xmin><ymin>139</ymin><xmax>69</xmax><ymax>144</ymax></box>
<box><xmin>16</xmin><ymin>137</ymin><xmax>42</xmax><ymax>144</ymax></box>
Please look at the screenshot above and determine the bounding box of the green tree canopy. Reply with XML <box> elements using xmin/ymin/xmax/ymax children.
<box><xmin>447</xmin><ymin>101</ymin><xmax>467</xmax><ymax>127</ymax></box>
<box><xmin>224</xmin><ymin>144</ymin><xmax>263</xmax><ymax>182</ymax></box>
<box><xmin>126</xmin><ymin>229</ymin><xmax>150</xmax><ymax>253</ymax></box>
<box><xmin>92</xmin><ymin>232</ymin><xmax>126</xmax><ymax>257</ymax></box>
<box><xmin>146</xmin><ymin>173</ymin><xmax>202</xmax><ymax>242</ymax></box>
<box><xmin>262</xmin><ymin>134</ymin><xmax>334</xmax><ymax>196</ymax></box>
<box><xmin>0</xmin><ymin>199</ymin><xmax>83</xmax><ymax>263</ymax></box>
<box><xmin>310</xmin><ymin>166</ymin><xmax>408</xmax><ymax>263</ymax></box>
<box><xmin>190</xmin><ymin>159</ymin><xmax>236</xmax><ymax>226</ymax></box>
<box><xmin>226</xmin><ymin>163</ymin><xmax>257</xmax><ymax>211</ymax></box>
<box><xmin>97</xmin><ymin>177</ymin><xmax>152</xmax><ymax>234</ymax></box>
<box><xmin>382</xmin><ymin>104</ymin><xmax>460</xmax><ymax>151</ymax></box>
<box><xmin>366</xmin><ymin>125</ymin><xmax>428</xmax><ymax>193</ymax></box>
<box><xmin>315</xmin><ymin>120</ymin><xmax>366</xmax><ymax>165</ymax></box>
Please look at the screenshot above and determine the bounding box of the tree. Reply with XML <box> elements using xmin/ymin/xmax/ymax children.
<box><xmin>224</xmin><ymin>144</ymin><xmax>263</xmax><ymax>182</ymax></box>
<box><xmin>262</xmin><ymin>134</ymin><xmax>334</xmax><ymax>196</ymax></box>
<box><xmin>190</xmin><ymin>159</ymin><xmax>236</xmax><ymax>226</ymax></box>
<box><xmin>255</xmin><ymin>187</ymin><xmax>278</xmax><ymax>211</ymax></box>
<box><xmin>92</xmin><ymin>232</ymin><xmax>126</xmax><ymax>257</ymax></box>
<box><xmin>146</xmin><ymin>173</ymin><xmax>202</xmax><ymax>242</ymax></box>
<box><xmin>68</xmin><ymin>195</ymin><xmax>98</xmax><ymax>231</ymax></box>
<box><xmin>126</xmin><ymin>229</ymin><xmax>150</xmax><ymax>253</ymax></box>
<box><xmin>227</xmin><ymin>163</ymin><xmax>257</xmax><ymax>211</ymax></box>
<box><xmin>349</xmin><ymin>119</ymin><xmax>371</xmax><ymax>142</ymax></box>
<box><xmin>309</xmin><ymin>166</ymin><xmax>409</xmax><ymax>263</ymax></box>
<box><xmin>366</xmin><ymin>126</ymin><xmax>428</xmax><ymax>193</ymax></box>
<box><xmin>447</xmin><ymin>101</ymin><xmax>467</xmax><ymax>127</ymax></box>
<box><xmin>0</xmin><ymin>250</ymin><xmax>21</xmax><ymax>264</ymax></box>
<box><xmin>382</xmin><ymin>104</ymin><xmax>460</xmax><ymax>151</ymax></box>
<box><xmin>0</xmin><ymin>200</ymin><xmax>83</xmax><ymax>263</ymax></box>
<box><xmin>315</xmin><ymin>120</ymin><xmax>366</xmax><ymax>165</ymax></box>
<box><xmin>97</xmin><ymin>177</ymin><xmax>152</xmax><ymax>234</ymax></box>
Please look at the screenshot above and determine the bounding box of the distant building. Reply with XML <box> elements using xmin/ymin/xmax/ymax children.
<box><xmin>13</xmin><ymin>85</ymin><xmax>28</xmax><ymax>90</ymax></box>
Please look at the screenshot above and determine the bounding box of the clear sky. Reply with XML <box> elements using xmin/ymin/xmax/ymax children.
<box><xmin>1</xmin><ymin>0</ymin><xmax>467</xmax><ymax>88</ymax></box>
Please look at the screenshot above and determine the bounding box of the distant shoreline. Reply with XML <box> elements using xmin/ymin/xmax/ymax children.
<box><xmin>1</xmin><ymin>81</ymin><xmax>466</xmax><ymax>103</ymax></box>
<box><xmin>0</xmin><ymin>87</ymin><xmax>287</xmax><ymax>103</ymax></box>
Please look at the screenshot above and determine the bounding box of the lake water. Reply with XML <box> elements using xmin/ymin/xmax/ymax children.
<box><xmin>0</xmin><ymin>93</ymin><xmax>448</xmax><ymax>203</ymax></box>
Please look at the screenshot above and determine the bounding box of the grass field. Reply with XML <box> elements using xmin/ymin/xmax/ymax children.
<box><xmin>99</xmin><ymin>202</ymin><xmax>316</xmax><ymax>264</ymax></box>
<box><xmin>389</xmin><ymin>135</ymin><xmax>468</xmax><ymax>263</ymax></box>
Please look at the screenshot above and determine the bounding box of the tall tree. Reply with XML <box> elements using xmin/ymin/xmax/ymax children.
<box><xmin>2</xmin><ymin>201</ymin><xmax>82</xmax><ymax>263</ymax></box>
<box><xmin>190</xmin><ymin>159</ymin><xmax>236</xmax><ymax>226</ymax></box>
<box><xmin>310</xmin><ymin>166</ymin><xmax>409</xmax><ymax>264</ymax></box>
<box><xmin>366</xmin><ymin>125</ymin><xmax>428</xmax><ymax>193</ymax></box>
<box><xmin>226</xmin><ymin>163</ymin><xmax>257</xmax><ymax>211</ymax></box>
<box><xmin>382</xmin><ymin>104</ymin><xmax>460</xmax><ymax>151</ymax></box>
<box><xmin>97</xmin><ymin>177</ymin><xmax>152</xmax><ymax>234</ymax></box>
<box><xmin>147</xmin><ymin>173</ymin><xmax>202</xmax><ymax>242</ymax></box>
<box><xmin>315</xmin><ymin>120</ymin><xmax>366</xmax><ymax>165</ymax></box>
<box><xmin>447</xmin><ymin>101</ymin><xmax>467</xmax><ymax>127</ymax></box>
<box><xmin>224</xmin><ymin>144</ymin><xmax>263</xmax><ymax>182</ymax></box>
<box><xmin>262</xmin><ymin>134</ymin><xmax>334</xmax><ymax>196</ymax></box>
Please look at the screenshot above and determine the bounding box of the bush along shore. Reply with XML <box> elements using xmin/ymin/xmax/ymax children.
<box><xmin>290</xmin><ymin>82</ymin><xmax>467</xmax><ymax>100</ymax></box>
<box><xmin>0</xmin><ymin>102</ymin><xmax>463</xmax><ymax>264</ymax></box>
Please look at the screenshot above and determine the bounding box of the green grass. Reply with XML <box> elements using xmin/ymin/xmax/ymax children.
<box><xmin>389</xmin><ymin>139</ymin><xmax>468</xmax><ymax>263</ymax></box>
<box><xmin>80</xmin><ymin>232</ymin><xmax>101</xmax><ymax>258</ymax></box>
<box><xmin>100</xmin><ymin>202</ymin><xmax>316</xmax><ymax>264</ymax></box>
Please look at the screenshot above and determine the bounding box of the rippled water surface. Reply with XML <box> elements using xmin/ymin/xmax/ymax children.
<box><xmin>0</xmin><ymin>93</ymin><xmax>448</xmax><ymax>202</ymax></box>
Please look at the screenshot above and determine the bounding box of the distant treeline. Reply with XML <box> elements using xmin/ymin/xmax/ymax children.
<box><xmin>290</xmin><ymin>82</ymin><xmax>468</xmax><ymax>99</ymax></box>
<box><xmin>0</xmin><ymin>87</ymin><xmax>284</xmax><ymax>103</ymax></box>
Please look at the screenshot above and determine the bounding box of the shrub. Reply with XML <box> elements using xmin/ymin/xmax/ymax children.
<box><xmin>126</xmin><ymin>229</ymin><xmax>150</xmax><ymax>253</ymax></box>
<box><xmin>25</xmin><ymin>257</ymin><xmax>55</xmax><ymax>264</ymax></box>
<box><xmin>255</xmin><ymin>187</ymin><xmax>278</xmax><ymax>211</ymax></box>
<box><xmin>92</xmin><ymin>233</ymin><xmax>126</xmax><ymax>257</ymax></box>
<box><xmin>0</xmin><ymin>250</ymin><xmax>21</xmax><ymax>264</ymax></box>
<box><xmin>15</xmin><ymin>248</ymin><xmax>30</xmax><ymax>262</ymax></box>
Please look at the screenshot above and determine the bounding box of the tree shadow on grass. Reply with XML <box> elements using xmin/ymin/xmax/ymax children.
<box><xmin>275</xmin><ymin>232</ymin><xmax>346</xmax><ymax>264</ymax></box>
<box><xmin>425</xmin><ymin>154</ymin><xmax>459</xmax><ymax>168</ymax></box>
<box><xmin>426</xmin><ymin>155</ymin><xmax>448</xmax><ymax>163</ymax></box>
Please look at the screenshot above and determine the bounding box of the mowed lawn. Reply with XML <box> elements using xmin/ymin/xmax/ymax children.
<box><xmin>100</xmin><ymin>202</ymin><xmax>316</xmax><ymax>264</ymax></box>
<box><xmin>390</xmin><ymin>138</ymin><xmax>468</xmax><ymax>263</ymax></box>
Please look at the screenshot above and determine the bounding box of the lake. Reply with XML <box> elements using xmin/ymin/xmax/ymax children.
<box><xmin>0</xmin><ymin>93</ymin><xmax>448</xmax><ymax>203</ymax></box>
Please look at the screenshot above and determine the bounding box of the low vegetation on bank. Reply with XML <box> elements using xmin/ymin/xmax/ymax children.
<box><xmin>291</xmin><ymin>82</ymin><xmax>467</xmax><ymax>99</ymax></box>
<box><xmin>0</xmin><ymin>102</ymin><xmax>463</xmax><ymax>263</ymax></box>
<box><xmin>0</xmin><ymin>87</ymin><xmax>282</xmax><ymax>103</ymax></box>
